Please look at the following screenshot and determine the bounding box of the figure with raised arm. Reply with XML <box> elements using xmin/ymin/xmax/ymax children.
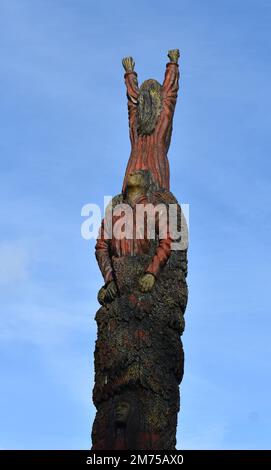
<box><xmin>122</xmin><ymin>50</ymin><xmax>180</xmax><ymax>193</ymax></box>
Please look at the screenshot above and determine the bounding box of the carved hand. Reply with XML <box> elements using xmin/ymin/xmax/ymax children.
<box><xmin>139</xmin><ymin>273</ymin><xmax>156</xmax><ymax>293</ymax></box>
<box><xmin>104</xmin><ymin>280</ymin><xmax>118</xmax><ymax>302</ymax></box>
<box><xmin>168</xmin><ymin>49</ymin><xmax>180</xmax><ymax>64</ymax></box>
<box><xmin>97</xmin><ymin>285</ymin><xmax>107</xmax><ymax>305</ymax></box>
<box><xmin>122</xmin><ymin>56</ymin><xmax>135</xmax><ymax>72</ymax></box>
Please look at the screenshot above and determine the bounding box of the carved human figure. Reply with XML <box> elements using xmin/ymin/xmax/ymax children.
<box><xmin>122</xmin><ymin>49</ymin><xmax>180</xmax><ymax>193</ymax></box>
<box><xmin>95</xmin><ymin>169</ymin><xmax>172</xmax><ymax>302</ymax></box>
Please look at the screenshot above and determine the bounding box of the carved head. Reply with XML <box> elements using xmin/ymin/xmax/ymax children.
<box><xmin>100</xmin><ymin>392</ymin><xmax>143</xmax><ymax>449</ymax></box>
<box><xmin>126</xmin><ymin>169</ymin><xmax>151</xmax><ymax>191</ymax></box>
<box><xmin>137</xmin><ymin>79</ymin><xmax>162</xmax><ymax>135</ymax></box>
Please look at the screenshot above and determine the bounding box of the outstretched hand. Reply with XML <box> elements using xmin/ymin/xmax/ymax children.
<box><xmin>122</xmin><ymin>56</ymin><xmax>135</xmax><ymax>72</ymax></box>
<box><xmin>168</xmin><ymin>49</ymin><xmax>180</xmax><ymax>64</ymax></box>
<box><xmin>139</xmin><ymin>273</ymin><xmax>156</xmax><ymax>293</ymax></box>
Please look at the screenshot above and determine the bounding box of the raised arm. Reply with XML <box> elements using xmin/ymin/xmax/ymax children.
<box><xmin>122</xmin><ymin>56</ymin><xmax>139</xmax><ymax>102</ymax></box>
<box><xmin>162</xmin><ymin>49</ymin><xmax>180</xmax><ymax>116</ymax></box>
<box><xmin>122</xmin><ymin>57</ymin><xmax>139</xmax><ymax>142</ymax></box>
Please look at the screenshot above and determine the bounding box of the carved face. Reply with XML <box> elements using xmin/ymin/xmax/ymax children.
<box><xmin>126</xmin><ymin>170</ymin><xmax>150</xmax><ymax>190</ymax></box>
<box><xmin>115</xmin><ymin>400</ymin><xmax>131</xmax><ymax>425</ymax></box>
<box><xmin>137</xmin><ymin>79</ymin><xmax>162</xmax><ymax>135</ymax></box>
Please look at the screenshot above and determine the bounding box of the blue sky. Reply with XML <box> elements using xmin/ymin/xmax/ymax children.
<box><xmin>1</xmin><ymin>0</ymin><xmax>271</xmax><ymax>449</ymax></box>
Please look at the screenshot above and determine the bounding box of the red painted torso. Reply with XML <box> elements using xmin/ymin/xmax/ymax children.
<box><xmin>95</xmin><ymin>193</ymin><xmax>172</xmax><ymax>284</ymax></box>
<box><xmin>122</xmin><ymin>62</ymin><xmax>179</xmax><ymax>192</ymax></box>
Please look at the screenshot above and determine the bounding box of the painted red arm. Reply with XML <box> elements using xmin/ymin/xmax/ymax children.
<box><xmin>95</xmin><ymin>217</ymin><xmax>114</xmax><ymax>284</ymax></box>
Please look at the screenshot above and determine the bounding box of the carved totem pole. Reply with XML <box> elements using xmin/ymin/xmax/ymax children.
<box><xmin>91</xmin><ymin>50</ymin><xmax>188</xmax><ymax>450</ymax></box>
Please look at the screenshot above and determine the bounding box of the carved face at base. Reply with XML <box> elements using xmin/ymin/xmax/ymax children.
<box><xmin>115</xmin><ymin>400</ymin><xmax>131</xmax><ymax>426</ymax></box>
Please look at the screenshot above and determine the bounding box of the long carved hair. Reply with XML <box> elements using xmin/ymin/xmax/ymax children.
<box><xmin>137</xmin><ymin>79</ymin><xmax>162</xmax><ymax>135</ymax></box>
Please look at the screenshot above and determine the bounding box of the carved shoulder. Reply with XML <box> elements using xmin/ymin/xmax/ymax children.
<box><xmin>152</xmin><ymin>189</ymin><xmax>180</xmax><ymax>206</ymax></box>
<box><xmin>111</xmin><ymin>194</ymin><xmax>124</xmax><ymax>209</ymax></box>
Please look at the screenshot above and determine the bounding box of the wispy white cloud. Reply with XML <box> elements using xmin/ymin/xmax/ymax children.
<box><xmin>0</xmin><ymin>270</ymin><xmax>97</xmax><ymax>419</ymax></box>
<box><xmin>0</xmin><ymin>241</ymin><xmax>29</xmax><ymax>285</ymax></box>
<box><xmin>0</xmin><ymin>234</ymin><xmax>97</xmax><ymax>416</ymax></box>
